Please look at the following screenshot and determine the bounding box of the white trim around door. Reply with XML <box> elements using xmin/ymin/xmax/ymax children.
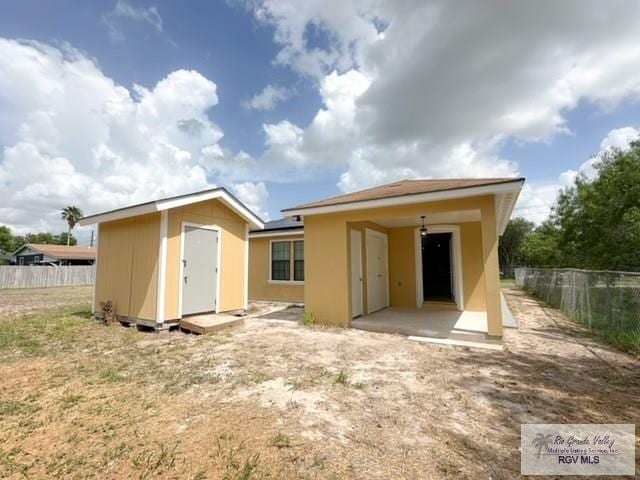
<box><xmin>365</xmin><ymin>228</ymin><xmax>389</xmax><ymax>314</ymax></box>
<box><xmin>178</xmin><ymin>222</ymin><xmax>222</xmax><ymax>317</ymax></box>
<box><xmin>156</xmin><ymin>210</ymin><xmax>168</xmax><ymax>324</ymax></box>
<box><xmin>415</xmin><ymin>225</ymin><xmax>464</xmax><ymax>311</ymax></box>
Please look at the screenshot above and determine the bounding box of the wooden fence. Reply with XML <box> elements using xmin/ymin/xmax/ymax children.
<box><xmin>0</xmin><ymin>265</ymin><xmax>96</xmax><ymax>289</ymax></box>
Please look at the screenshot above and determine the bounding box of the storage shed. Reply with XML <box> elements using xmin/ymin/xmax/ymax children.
<box><xmin>79</xmin><ymin>188</ymin><xmax>264</xmax><ymax>328</ymax></box>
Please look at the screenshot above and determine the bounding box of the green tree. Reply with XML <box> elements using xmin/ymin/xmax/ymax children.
<box><xmin>521</xmin><ymin>220</ymin><xmax>562</xmax><ymax>267</ymax></box>
<box><xmin>499</xmin><ymin>217</ymin><xmax>534</xmax><ymax>270</ymax></box>
<box><xmin>0</xmin><ymin>226</ymin><xmax>20</xmax><ymax>253</ymax></box>
<box><xmin>61</xmin><ymin>206</ymin><xmax>83</xmax><ymax>246</ymax></box>
<box><xmin>553</xmin><ymin>142</ymin><xmax>640</xmax><ymax>270</ymax></box>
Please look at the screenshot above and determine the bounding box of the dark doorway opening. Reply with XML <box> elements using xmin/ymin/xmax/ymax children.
<box><xmin>422</xmin><ymin>232</ymin><xmax>454</xmax><ymax>302</ymax></box>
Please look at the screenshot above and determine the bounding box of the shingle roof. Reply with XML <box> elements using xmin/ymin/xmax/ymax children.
<box><xmin>283</xmin><ymin>178</ymin><xmax>524</xmax><ymax>211</ymax></box>
<box><xmin>251</xmin><ymin>217</ymin><xmax>304</xmax><ymax>234</ymax></box>
<box><xmin>24</xmin><ymin>244</ymin><xmax>96</xmax><ymax>260</ymax></box>
<box><xmin>260</xmin><ymin>217</ymin><xmax>303</xmax><ymax>232</ymax></box>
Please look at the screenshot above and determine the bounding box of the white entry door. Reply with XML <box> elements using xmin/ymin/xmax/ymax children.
<box><xmin>366</xmin><ymin>229</ymin><xmax>388</xmax><ymax>313</ymax></box>
<box><xmin>181</xmin><ymin>225</ymin><xmax>219</xmax><ymax>316</ymax></box>
<box><xmin>350</xmin><ymin>229</ymin><xmax>363</xmax><ymax>318</ymax></box>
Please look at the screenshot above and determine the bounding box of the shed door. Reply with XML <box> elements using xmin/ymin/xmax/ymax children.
<box><xmin>366</xmin><ymin>230</ymin><xmax>388</xmax><ymax>313</ymax></box>
<box><xmin>182</xmin><ymin>226</ymin><xmax>218</xmax><ymax>316</ymax></box>
<box><xmin>350</xmin><ymin>229</ymin><xmax>363</xmax><ymax>318</ymax></box>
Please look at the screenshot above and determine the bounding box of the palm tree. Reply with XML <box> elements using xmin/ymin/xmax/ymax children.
<box><xmin>61</xmin><ymin>206</ymin><xmax>83</xmax><ymax>246</ymax></box>
<box><xmin>532</xmin><ymin>433</ymin><xmax>554</xmax><ymax>458</ymax></box>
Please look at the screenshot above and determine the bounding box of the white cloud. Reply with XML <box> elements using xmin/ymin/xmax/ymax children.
<box><xmin>560</xmin><ymin>126</ymin><xmax>640</xmax><ymax>185</ymax></box>
<box><xmin>599</xmin><ymin>126</ymin><xmax>640</xmax><ymax>152</ymax></box>
<box><xmin>240</xmin><ymin>0</ymin><xmax>640</xmax><ymax>222</ymax></box>
<box><xmin>0</xmin><ymin>38</ymin><xmax>240</xmax><ymax>241</ymax></box>
<box><xmin>103</xmin><ymin>0</ymin><xmax>163</xmax><ymax>42</ymax></box>
<box><xmin>244</xmin><ymin>84</ymin><xmax>290</xmax><ymax>111</ymax></box>
<box><xmin>229</xmin><ymin>181</ymin><xmax>270</xmax><ymax>220</ymax></box>
<box><xmin>518</xmin><ymin>126</ymin><xmax>640</xmax><ymax>224</ymax></box>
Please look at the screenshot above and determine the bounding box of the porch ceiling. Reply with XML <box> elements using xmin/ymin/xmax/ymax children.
<box><xmin>372</xmin><ymin>209</ymin><xmax>480</xmax><ymax>228</ymax></box>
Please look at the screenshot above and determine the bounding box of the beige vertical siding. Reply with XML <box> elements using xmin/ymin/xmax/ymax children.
<box><xmin>164</xmin><ymin>198</ymin><xmax>247</xmax><ymax>319</ymax></box>
<box><xmin>94</xmin><ymin>213</ymin><xmax>160</xmax><ymax>321</ymax></box>
<box><xmin>248</xmin><ymin>235</ymin><xmax>305</xmax><ymax>303</ymax></box>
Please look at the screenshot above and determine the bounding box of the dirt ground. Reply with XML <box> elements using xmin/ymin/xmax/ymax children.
<box><xmin>0</xmin><ymin>287</ymin><xmax>638</xmax><ymax>479</ymax></box>
<box><xmin>0</xmin><ymin>286</ymin><xmax>92</xmax><ymax>317</ymax></box>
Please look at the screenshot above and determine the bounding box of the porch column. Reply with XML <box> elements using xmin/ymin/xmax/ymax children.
<box><xmin>304</xmin><ymin>215</ymin><xmax>351</xmax><ymax>327</ymax></box>
<box><xmin>480</xmin><ymin>196</ymin><xmax>503</xmax><ymax>337</ymax></box>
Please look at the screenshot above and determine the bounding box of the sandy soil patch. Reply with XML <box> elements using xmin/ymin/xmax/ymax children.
<box><xmin>0</xmin><ymin>287</ymin><xmax>638</xmax><ymax>479</ymax></box>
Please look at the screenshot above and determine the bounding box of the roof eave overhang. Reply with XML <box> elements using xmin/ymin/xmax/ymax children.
<box><xmin>248</xmin><ymin>228</ymin><xmax>304</xmax><ymax>238</ymax></box>
<box><xmin>79</xmin><ymin>189</ymin><xmax>264</xmax><ymax>230</ymax></box>
<box><xmin>282</xmin><ymin>180</ymin><xmax>526</xmax><ymax>221</ymax></box>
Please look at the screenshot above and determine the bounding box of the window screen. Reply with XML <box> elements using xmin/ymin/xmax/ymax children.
<box><xmin>293</xmin><ymin>240</ymin><xmax>304</xmax><ymax>281</ymax></box>
<box><xmin>271</xmin><ymin>241</ymin><xmax>291</xmax><ymax>281</ymax></box>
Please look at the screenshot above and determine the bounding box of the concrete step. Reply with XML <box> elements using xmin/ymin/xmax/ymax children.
<box><xmin>179</xmin><ymin>313</ymin><xmax>244</xmax><ymax>335</ymax></box>
<box><xmin>408</xmin><ymin>335</ymin><xmax>503</xmax><ymax>351</ymax></box>
<box><xmin>448</xmin><ymin>329</ymin><xmax>490</xmax><ymax>343</ymax></box>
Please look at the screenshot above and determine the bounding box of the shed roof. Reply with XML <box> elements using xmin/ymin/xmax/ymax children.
<box><xmin>78</xmin><ymin>187</ymin><xmax>264</xmax><ymax>229</ymax></box>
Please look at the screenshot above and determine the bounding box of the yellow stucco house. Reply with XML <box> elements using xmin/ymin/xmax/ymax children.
<box><xmin>250</xmin><ymin>178</ymin><xmax>524</xmax><ymax>339</ymax></box>
<box><xmin>81</xmin><ymin>177</ymin><xmax>523</xmax><ymax>340</ymax></box>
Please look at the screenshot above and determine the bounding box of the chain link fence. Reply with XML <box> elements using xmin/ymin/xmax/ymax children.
<box><xmin>515</xmin><ymin>267</ymin><xmax>640</xmax><ymax>354</ymax></box>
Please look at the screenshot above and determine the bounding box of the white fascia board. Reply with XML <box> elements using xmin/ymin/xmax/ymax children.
<box><xmin>249</xmin><ymin>229</ymin><xmax>304</xmax><ymax>239</ymax></box>
<box><xmin>497</xmin><ymin>186</ymin><xmax>523</xmax><ymax>236</ymax></box>
<box><xmin>282</xmin><ymin>180</ymin><xmax>525</xmax><ymax>218</ymax></box>
<box><xmin>78</xmin><ymin>203</ymin><xmax>158</xmax><ymax>226</ymax></box>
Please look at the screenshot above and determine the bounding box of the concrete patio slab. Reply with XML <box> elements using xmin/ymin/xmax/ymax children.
<box><xmin>351</xmin><ymin>307</ymin><xmax>488</xmax><ymax>340</ymax></box>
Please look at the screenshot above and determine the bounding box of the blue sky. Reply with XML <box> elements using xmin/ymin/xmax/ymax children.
<box><xmin>1</xmin><ymin>0</ymin><xmax>640</xmax><ymax>240</ymax></box>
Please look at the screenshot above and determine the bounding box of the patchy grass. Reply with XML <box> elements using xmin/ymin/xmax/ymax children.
<box><xmin>301</xmin><ymin>311</ymin><xmax>316</xmax><ymax>326</ymax></box>
<box><xmin>269</xmin><ymin>432</ymin><xmax>291</xmax><ymax>449</ymax></box>
<box><xmin>334</xmin><ymin>370</ymin><xmax>348</xmax><ymax>386</ymax></box>
<box><xmin>0</xmin><ymin>287</ymin><xmax>639</xmax><ymax>479</ymax></box>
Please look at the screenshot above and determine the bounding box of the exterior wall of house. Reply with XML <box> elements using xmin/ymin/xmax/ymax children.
<box><xmin>164</xmin><ymin>198</ymin><xmax>248</xmax><ymax>319</ymax></box>
<box><xmin>384</xmin><ymin>222</ymin><xmax>486</xmax><ymax>312</ymax></box>
<box><xmin>94</xmin><ymin>213</ymin><xmax>160</xmax><ymax>321</ymax></box>
<box><xmin>248</xmin><ymin>234</ymin><xmax>305</xmax><ymax>303</ymax></box>
<box><xmin>387</xmin><ymin>226</ymin><xmax>418</xmax><ymax>309</ymax></box>
<box><xmin>303</xmin><ymin>195</ymin><xmax>502</xmax><ymax>334</ymax></box>
<box><xmin>460</xmin><ymin>222</ymin><xmax>486</xmax><ymax>311</ymax></box>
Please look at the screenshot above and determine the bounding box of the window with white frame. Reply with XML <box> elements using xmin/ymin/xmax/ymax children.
<box><xmin>270</xmin><ymin>240</ymin><xmax>304</xmax><ymax>282</ymax></box>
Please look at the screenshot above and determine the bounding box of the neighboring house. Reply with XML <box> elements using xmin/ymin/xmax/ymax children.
<box><xmin>78</xmin><ymin>188</ymin><xmax>264</xmax><ymax>328</ymax></box>
<box><xmin>12</xmin><ymin>244</ymin><xmax>96</xmax><ymax>266</ymax></box>
<box><xmin>278</xmin><ymin>178</ymin><xmax>524</xmax><ymax>338</ymax></box>
<box><xmin>249</xmin><ymin>217</ymin><xmax>304</xmax><ymax>303</ymax></box>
